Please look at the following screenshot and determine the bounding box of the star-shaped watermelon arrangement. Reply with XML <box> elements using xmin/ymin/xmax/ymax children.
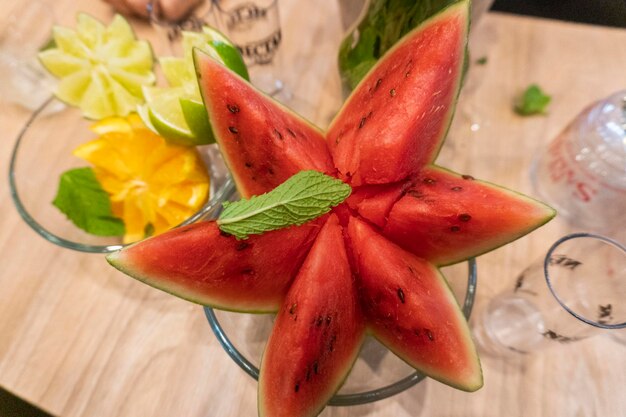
<box><xmin>107</xmin><ymin>2</ymin><xmax>555</xmax><ymax>416</ymax></box>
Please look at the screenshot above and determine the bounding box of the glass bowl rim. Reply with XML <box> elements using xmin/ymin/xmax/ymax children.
<box><xmin>204</xmin><ymin>258</ymin><xmax>477</xmax><ymax>406</ymax></box>
<box><xmin>8</xmin><ymin>96</ymin><xmax>236</xmax><ymax>254</ymax></box>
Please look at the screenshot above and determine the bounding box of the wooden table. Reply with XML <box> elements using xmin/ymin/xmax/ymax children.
<box><xmin>1</xmin><ymin>1</ymin><xmax>625</xmax><ymax>416</ymax></box>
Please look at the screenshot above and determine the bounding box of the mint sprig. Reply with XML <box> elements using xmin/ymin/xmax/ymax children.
<box><xmin>514</xmin><ymin>84</ymin><xmax>551</xmax><ymax>116</ymax></box>
<box><xmin>53</xmin><ymin>167</ymin><xmax>125</xmax><ymax>236</ymax></box>
<box><xmin>217</xmin><ymin>171</ymin><xmax>351</xmax><ymax>239</ymax></box>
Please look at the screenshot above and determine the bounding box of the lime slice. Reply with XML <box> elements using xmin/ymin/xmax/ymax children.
<box><xmin>143</xmin><ymin>28</ymin><xmax>248</xmax><ymax>146</ymax></box>
<box><xmin>38</xmin><ymin>13</ymin><xmax>155</xmax><ymax>119</ymax></box>
<box><xmin>143</xmin><ymin>86</ymin><xmax>202</xmax><ymax>146</ymax></box>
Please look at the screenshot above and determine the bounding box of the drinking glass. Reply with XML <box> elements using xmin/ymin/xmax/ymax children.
<box><xmin>205</xmin><ymin>259</ymin><xmax>477</xmax><ymax>405</ymax></box>
<box><xmin>0</xmin><ymin>0</ymin><xmax>56</xmax><ymax>110</ymax></box>
<box><xmin>149</xmin><ymin>0</ymin><xmax>286</xmax><ymax>97</ymax></box>
<box><xmin>473</xmin><ymin>233</ymin><xmax>626</xmax><ymax>357</ymax></box>
<box><xmin>212</xmin><ymin>0</ymin><xmax>286</xmax><ymax>97</ymax></box>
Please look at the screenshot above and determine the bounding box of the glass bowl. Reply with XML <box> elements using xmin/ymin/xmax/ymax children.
<box><xmin>9</xmin><ymin>97</ymin><xmax>235</xmax><ymax>253</ymax></box>
<box><xmin>204</xmin><ymin>258</ymin><xmax>477</xmax><ymax>405</ymax></box>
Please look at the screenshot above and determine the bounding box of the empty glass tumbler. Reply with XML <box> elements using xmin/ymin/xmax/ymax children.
<box><xmin>473</xmin><ymin>233</ymin><xmax>626</xmax><ymax>357</ymax></box>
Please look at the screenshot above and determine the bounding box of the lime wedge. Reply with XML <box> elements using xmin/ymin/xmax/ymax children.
<box><xmin>180</xmin><ymin>97</ymin><xmax>214</xmax><ymax>140</ymax></box>
<box><xmin>143</xmin><ymin>28</ymin><xmax>248</xmax><ymax>146</ymax></box>
<box><xmin>143</xmin><ymin>86</ymin><xmax>201</xmax><ymax>146</ymax></box>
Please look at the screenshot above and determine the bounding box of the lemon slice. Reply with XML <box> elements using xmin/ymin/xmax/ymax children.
<box><xmin>141</xmin><ymin>27</ymin><xmax>248</xmax><ymax>146</ymax></box>
<box><xmin>38</xmin><ymin>14</ymin><xmax>155</xmax><ymax>120</ymax></box>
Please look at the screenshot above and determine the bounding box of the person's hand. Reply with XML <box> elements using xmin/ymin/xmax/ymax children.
<box><xmin>102</xmin><ymin>0</ymin><xmax>202</xmax><ymax>21</ymax></box>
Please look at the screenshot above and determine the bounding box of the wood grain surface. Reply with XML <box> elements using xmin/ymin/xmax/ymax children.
<box><xmin>1</xmin><ymin>1</ymin><xmax>625</xmax><ymax>416</ymax></box>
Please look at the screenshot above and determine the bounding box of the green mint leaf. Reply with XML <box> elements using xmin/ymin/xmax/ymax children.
<box><xmin>475</xmin><ymin>56</ymin><xmax>488</xmax><ymax>65</ymax></box>
<box><xmin>514</xmin><ymin>84</ymin><xmax>551</xmax><ymax>116</ymax></box>
<box><xmin>53</xmin><ymin>167</ymin><xmax>125</xmax><ymax>236</ymax></box>
<box><xmin>217</xmin><ymin>171</ymin><xmax>351</xmax><ymax>239</ymax></box>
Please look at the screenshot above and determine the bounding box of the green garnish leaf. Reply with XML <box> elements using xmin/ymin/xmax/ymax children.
<box><xmin>475</xmin><ymin>56</ymin><xmax>488</xmax><ymax>65</ymax></box>
<box><xmin>53</xmin><ymin>167</ymin><xmax>125</xmax><ymax>236</ymax></box>
<box><xmin>514</xmin><ymin>84</ymin><xmax>551</xmax><ymax>116</ymax></box>
<box><xmin>217</xmin><ymin>171</ymin><xmax>351</xmax><ymax>239</ymax></box>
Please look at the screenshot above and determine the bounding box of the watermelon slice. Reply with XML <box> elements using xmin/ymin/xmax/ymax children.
<box><xmin>382</xmin><ymin>167</ymin><xmax>556</xmax><ymax>265</ymax></box>
<box><xmin>195</xmin><ymin>55</ymin><xmax>335</xmax><ymax>198</ymax></box>
<box><xmin>259</xmin><ymin>215</ymin><xmax>365</xmax><ymax>417</ymax></box>
<box><xmin>348</xmin><ymin>216</ymin><xmax>481</xmax><ymax>391</ymax></box>
<box><xmin>326</xmin><ymin>1</ymin><xmax>468</xmax><ymax>186</ymax></box>
<box><xmin>107</xmin><ymin>220</ymin><xmax>322</xmax><ymax>312</ymax></box>
<box><xmin>107</xmin><ymin>0</ymin><xmax>557</xmax><ymax>415</ymax></box>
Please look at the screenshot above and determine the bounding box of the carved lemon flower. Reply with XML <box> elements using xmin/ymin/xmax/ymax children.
<box><xmin>38</xmin><ymin>13</ymin><xmax>155</xmax><ymax>119</ymax></box>
<box><xmin>74</xmin><ymin>114</ymin><xmax>210</xmax><ymax>243</ymax></box>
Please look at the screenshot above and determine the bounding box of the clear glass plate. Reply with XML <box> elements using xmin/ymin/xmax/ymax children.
<box><xmin>205</xmin><ymin>259</ymin><xmax>477</xmax><ymax>405</ymax></box>
<box><xmin>9</xmin><ymin>97</ymin><xmax>235</xmax><ymax>253</ymax></box>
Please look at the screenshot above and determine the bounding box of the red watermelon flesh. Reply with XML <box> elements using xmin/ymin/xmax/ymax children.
<box><xmin>383</xmin><ymin>166</ymin><xmax>556</xmax><ymax>266</ymax></box>
<box><xmin>107</xmin><ymin>219</ymin><xmax>322</xmax><ymax>312</ymax></box>
<box><xmin>195</xmin><ymin>54</ymin><xmax>335</xmax><ymax>198</ymax></box>
<box><xmin>348</xmin><ymin>216</ymin><xmax>482</xmax><ymax>391</ymax></box>
<box><xmin>345</xmin><ymin>180</ymin><xmax>411</xmax><ymax>228</ymax></box>
<box><xmin>326</xmin><ymin>1</ymin><xmax>468</xmax><ymax>186</ymax></box>
<box><xmin>259</xmin><ymin>215</ymin><xmax>365</xmax><ymax>417</ymax></box>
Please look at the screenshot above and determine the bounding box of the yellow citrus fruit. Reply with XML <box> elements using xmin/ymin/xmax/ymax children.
<box><xmin>73</xmin><ymin>114</ymin><xmax>210</xmax><ymax>243</ymax></box>
<box><xmin>38</xmin><ymin>13</ymin><xmax>155</xmax><ymax>120</ymax></box>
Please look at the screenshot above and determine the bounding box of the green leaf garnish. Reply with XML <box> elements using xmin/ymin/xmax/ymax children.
<box><xmin>53</xmin><ymin>167</ymin><xmax>125</xmax><ymax>236</ymax></box>
<box><xmin>514</xmin><ymin>84</ymin><xmax>551</xmax><ymax>116</ymax></box>
<box><xmin>217</xmin><ymin>171</ymin><xmax>351</xmax><ymax>239</ymax></box>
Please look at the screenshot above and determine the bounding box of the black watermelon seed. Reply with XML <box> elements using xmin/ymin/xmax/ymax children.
<box><xmin>289</xmin><ymin>303</ymin><xmax>297</xmax><ymax>315</ymax></box>
<box><xmin>228</xmin><ymin>126</ymin><xmax>238</xmax><ymax>134</ymax></box>
<box><xmin>286</xmin><ymin>128</ymin><xmax>296</xmax><ymax>138</ymax></box>
<box><xmin>241</xmin><ymin>268</ymin><xmax>255</xmax><ymax>275</ymax></box>
<box><xmin>450</xmin><ymin>225</ymin><xmax>461</xmax><ymax>232</ymax></box>
<box><xmin>407</xmin><ymin>190</ymin><xmax>424</xmax><ymax>198</ymax></box>
<box><xmin>359</xmin><ymin>117</ymin><xmax>367</xmax><ymax>128</ymax></box>
<box><xmin>423</xmin><ymin>178</ymin><xmax>436</xmax><ymax>185</ymax></box>
<box><xmin>375</xmin><ymin>78</ymin><xmax>382</xmax><ymax>89</ymax></box>
<box><xmin>325</xmin><ymin>316</ymin><xmax>332</xmax><ymax>325</ymax></box>
<box><xmin>227</xmin><ymin>104</ymin><xmax>240</xmax><ymax>113</ymax></box>
<box><xmin>390</xmin><ymin>89</ymin><xmax>396</xmax><ymax>97</ymax></box>
<box><xmin>462</xmin><ymin>174</ymin><xmax>475</xmax><ymax>180</ymax></box>
<box><xmin>451</xmin><ymin>186</ymin><xmax>463</xmax><ymax>191</ymax></box>
<box><xmin>458</xmin><ymin>213</ymin><xmax>472</xmax><ymax>222</ymax></box>
<box><xmin>295</xmin><ymin>383</ymin><xmax>300</xmax><ymax>393</ymax></box>
<box><xmin>235</xmin><ymin>242</ymin><xmax>250</xmax><ymax>251</ymax></box>
<box><xmin>425</xmin><ymin>329</ymin><xmax>435</xmax><ymax>341</ymax></box>
<box><xmin>397</xmin><ymin>288</ymin><xmax>405</xmax><ymax>304</ymax></box>
<box><xmin>313</xmin><ymin>362</ymin><xmax>319</xmax><ymax>374</ymax></box>
<box><xmin>244</xmin><ymin>162</ymin><xmax>252</xmax><ymax>168</ymax></box>
<box><xmin>273</xmin><ymin>129</ymin><xmax>283</xmax><ymax>140</ymax></box>
<box><xmin>268</xmin><ymin>167</ymin><xmax>275</xmax><ymax>175</ymax></box>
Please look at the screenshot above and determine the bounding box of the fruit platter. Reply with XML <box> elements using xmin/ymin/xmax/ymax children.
<box><xmin>7</xmin><ymin>1</ymin><xmax>556</xmax><ymax>416</ymax></box>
